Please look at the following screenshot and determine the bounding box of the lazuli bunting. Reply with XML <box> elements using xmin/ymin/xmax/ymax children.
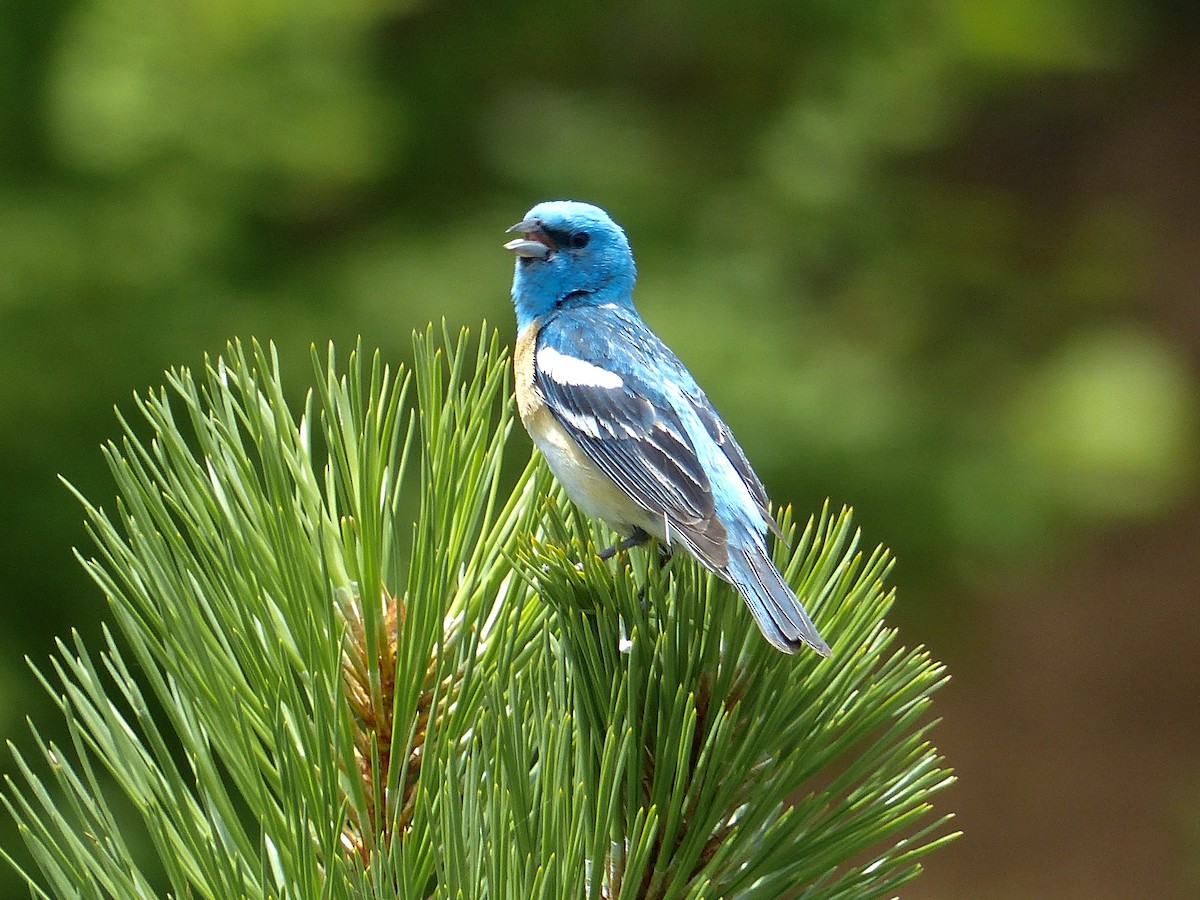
<box><xmin>504</xmin><ymin>200</ymin><xmax>830</xmax><ymax>656</ymax></box>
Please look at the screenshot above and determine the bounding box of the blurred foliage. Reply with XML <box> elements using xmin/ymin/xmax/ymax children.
<box><xmin>0</xmin><ymin>0</ymin><xmax>1196</xmax><ymax>892</ymax></box>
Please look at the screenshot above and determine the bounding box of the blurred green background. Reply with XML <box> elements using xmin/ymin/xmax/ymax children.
<box><xmin>1</xmin><ymin>1</ymin><xmax>1198</xmax><ymax>897</ymax></box>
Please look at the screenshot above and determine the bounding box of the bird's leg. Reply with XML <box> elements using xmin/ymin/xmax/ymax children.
<box><xmin>596</xmin><ymin>527</ymin><xmax>650</xmax><ymax>561</ymax></box>
<box><xmin>635</xmin><ymin>543</ymin><xmax>676</xmax><ymax>606</ymax></box>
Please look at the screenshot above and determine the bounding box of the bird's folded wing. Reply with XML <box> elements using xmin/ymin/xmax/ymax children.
<box><xmin>535</xmin><ymin>361</ymin><xmax>709</xmax><ymax>520</ymax></box>
<box><xmin>534</xmin><ymin>344</ymin><xmax>734</xmax><ymax>564</ymax></box>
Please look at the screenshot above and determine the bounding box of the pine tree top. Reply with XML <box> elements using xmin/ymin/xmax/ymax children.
<box><xmin>2</xmin><ymin>324</ymin><xmax>957</xmax><ymax>899</ymax></box>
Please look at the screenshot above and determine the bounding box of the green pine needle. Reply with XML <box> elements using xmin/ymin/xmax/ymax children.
<box><xmin>2</xmin><ymin>325</ymin><xmax>957</xmax><ymax>899</ymax></box>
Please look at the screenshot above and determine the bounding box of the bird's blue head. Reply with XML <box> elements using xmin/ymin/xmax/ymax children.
<box><xmin>504</xmin><ymin>200</ymin><xmax>637</xmax><ymax>330</ymax></box>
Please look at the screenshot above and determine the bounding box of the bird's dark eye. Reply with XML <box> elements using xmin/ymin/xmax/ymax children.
<box><xmin>570</xmin><ymin>231</ymin><xmax>590</xmax><ymax>249</ymax></box>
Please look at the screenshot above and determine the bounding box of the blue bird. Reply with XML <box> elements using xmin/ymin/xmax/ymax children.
<box><xmin>504</xmin><ymin>200</ymin><xmax>830</xmax><ymax>656</ymax></box>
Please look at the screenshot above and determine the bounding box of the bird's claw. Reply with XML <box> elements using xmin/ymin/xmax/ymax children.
<box><xmin>596</xmin><ymin>528</ymin><xmax>651</xmax><ymax>561</ymax></box>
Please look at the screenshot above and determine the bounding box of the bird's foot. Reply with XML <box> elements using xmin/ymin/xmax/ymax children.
<box><xmin>596</xmin><ymin>528</ymin><xmax>650</xmax><ymax>561</ymax></box>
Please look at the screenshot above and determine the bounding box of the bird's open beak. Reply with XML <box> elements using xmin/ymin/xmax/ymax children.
<box><xmin>503</xmin><ymin>218</ymin><xmax>552</xmax><ymax>259</ymax></box>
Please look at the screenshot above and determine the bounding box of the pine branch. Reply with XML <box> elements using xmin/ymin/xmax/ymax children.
<box><xmin>2</xmin><ymin>325</ymin><xmax>957</xmax><ymax>899</ymax></box>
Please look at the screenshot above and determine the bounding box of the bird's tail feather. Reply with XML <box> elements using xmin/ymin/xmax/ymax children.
<box><xmin>727</xmin><ymin>545</ymin><xmax>831</xmax><ymax>656</ymax></box>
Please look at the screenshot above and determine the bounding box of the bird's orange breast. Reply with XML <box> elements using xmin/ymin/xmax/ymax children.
<box><xmin>514</xmin><ymin>320</ymin><xmax>544</xmax><ymax>425</ymax></box>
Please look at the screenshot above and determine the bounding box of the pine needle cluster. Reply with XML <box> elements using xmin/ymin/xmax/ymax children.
<box><xmin>2</xmin><ymin>325</ymin><xmax>956</xmax><ymax>898</ymax></box>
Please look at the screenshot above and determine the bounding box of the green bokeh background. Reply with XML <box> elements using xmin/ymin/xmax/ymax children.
<box><xmin>1</xmin><ymin>1</ymin><xmax>1197</xmax><ymax>897</ymax></box>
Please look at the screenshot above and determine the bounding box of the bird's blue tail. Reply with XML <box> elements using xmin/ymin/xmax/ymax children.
<box><xmin>726</xmin><ymin>543</ymin><xmax>831</xmax><ymax>656</ymax></box>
